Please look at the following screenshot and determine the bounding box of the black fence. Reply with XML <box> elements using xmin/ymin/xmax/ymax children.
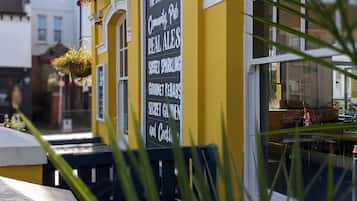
<box><xmin>43</xmin><ymin>143</ymin><xmax>217</xmax><ymax>201</ymax></box>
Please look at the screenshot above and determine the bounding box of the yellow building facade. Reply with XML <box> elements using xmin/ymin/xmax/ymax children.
<box><xmin>88</xmin><ymin>0</ymin><xmax>357</xmax><ymax>200</ymax></box>
<box><xmin>91</xmin><ymin>0</ymin><xmax>244</xmax><ymax>154</ymax></box>
<box><xmin>90</xmin><ymin>0</ymin><xmax>244</xmax><ymax>180</ymax></box>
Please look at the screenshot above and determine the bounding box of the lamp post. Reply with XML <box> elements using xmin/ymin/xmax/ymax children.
<box><xmin>58</xmin><ymin>76</ymin><xmax>64</xmax><ymax>127</ymax></box>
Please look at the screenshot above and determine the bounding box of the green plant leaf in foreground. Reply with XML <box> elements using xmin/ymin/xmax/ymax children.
<box><xmin>131</xmin><ymin>111</ymin><xmax>161</xmax><ymax>201</ymax></box>
<box><xmin>220</xmin><ymin>115</ymin><xmax>235</xmax><ymax>201</ymax></box>
<box><xmin>19</xmin><ymin>112</ymin><xmax>97</xmax><ymax>201</ymax></box>
<box><xmin>254</xmin><ymin>131</ymin><xmax>269</xmax><ymax>201</ymax></box>
<box><xmin>190</xmin><ymin>135</ymin><xmax>214</xmax><ymax>201</ymax></box>
<box><xmin>167</xmin><ymin>101</ymin><xmax>193</xmax><ymax>201</ymax></box>
<box><xmin>104</xmin><ymin>114</ymin><xmax>139</xmax><ymax>201</ymax></box>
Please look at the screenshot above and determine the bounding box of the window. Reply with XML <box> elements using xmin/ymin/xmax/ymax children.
<box><xmin>253</xmin><ymin>0</ymin><xmax>339</xmax><ymax>57</ymax></box>
<box><xmin>38</xmin><ymin>15</ymin><xmax>47</xmax><ymax>41</ymax></box>
<box><xmin>117</xmin><ymin>19</ymin><xmax>128</xmax><ymax>135</ymax></box>
<box><xmin>253</xmin><ymin>0</ymin><xmax>273</xmax><ymax>58</ymax></box>
<box><xmin>54</xmin><ymin>17</ymin><xmax>62</xmax><ymax>43</ymax></box>
<box><xmin>96</xmin><ymin>65</ymin><xmax>105</xmax><ymax>121</ymax></box>
<box><xmin>249</xmin><ymin>1</ymin><xmax>357</xmax><ymax>200</ymax></box>
<box><xmin>277</xmin><ymin>1</ymin><xmax>300</xmax><ymax>53</ymax></box>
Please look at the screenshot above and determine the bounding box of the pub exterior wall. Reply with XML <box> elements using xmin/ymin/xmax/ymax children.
<box><xmin>90</xmin><ymin>0</ymin><xmax>244</xmax><ymax>181</ymax></box>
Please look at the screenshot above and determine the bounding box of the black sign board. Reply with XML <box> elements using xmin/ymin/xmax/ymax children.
<box><xmin>143</xmin><ymin>0</ymin><xmax>182</xmax><ymax>147</ymax></box>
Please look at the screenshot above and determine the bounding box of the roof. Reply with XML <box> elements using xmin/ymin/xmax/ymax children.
<box><xmin>0</xmin><ymin>0</ymin><xmax>26</xmax><ymax>16</ymax></box>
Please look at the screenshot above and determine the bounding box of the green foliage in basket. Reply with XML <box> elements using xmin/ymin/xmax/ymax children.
<box><xmin>52</xmin><ymin>48</ymin><xmax>92</xmax><ymax>78</ymax></box>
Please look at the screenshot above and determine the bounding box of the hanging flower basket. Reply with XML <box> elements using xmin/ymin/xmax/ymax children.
<box><xmin>52</xmin><ymin>48</ymin><xmax>92</xmax><ymax>78</ymax></box>
<box><xmin>69</xmin><ymin>62</ymin><xmax>91</xmax><ymax>78</ymax></box>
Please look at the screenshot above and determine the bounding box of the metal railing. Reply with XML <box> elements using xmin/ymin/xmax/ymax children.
<box><xmin>43</xmin><ymin>142</ymin><xmax>217</xmax><ymax>201</ymax></box>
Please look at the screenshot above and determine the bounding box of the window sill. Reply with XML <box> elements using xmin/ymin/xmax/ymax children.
<box><xmin>35</xmin><ymin>41</ymin><xmax>48</xmax><ymax>45</ymax></box>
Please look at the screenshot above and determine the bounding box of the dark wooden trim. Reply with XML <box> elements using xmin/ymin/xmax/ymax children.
<box><xmin>43</xmin><ymin>144</ymin><xmax>218</xmax><ymax>201</ymax></box>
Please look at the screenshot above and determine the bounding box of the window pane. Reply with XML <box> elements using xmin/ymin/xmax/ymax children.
<box><xmin>253</xmin><ymin>0</ymin><xmax>273</xmax><ymax>58</ymax></box>
<box><xmin>54</xmin><ymin>30</ymin><xmax>61</xmax><ymax>43</ymax></box>
<box><xmin>347</xmin><ymin>1</ymin><xmax>357</xmax><ymax>39</ymax></box>
<box><xmin>123</xmin><ymin>80</ymin><xmax>128</xmax><ymax>134</ymax></box>
<box><xmin>273</xmin><ymin>60</ymin><xmax>333</xmax><ymax>109</ymax></box>
<box><xmin>38</xmin><ymin>15</ymin><xmax>46</xmax><ymax>29</ymax></box>
<box><xmin>38</xmin><ymin>29</ymin><xmax>46</xmax><ymax>41</ymax></box>
<box><xmin>260</xmin><ymin>59</ymin><xmax>357</xmax><ymax>200</ymax></box>
<box><xmin>306</xmin><ymin>2</ymin><xmax>335</xmax><ymax>49</ymax></box>
<box><xmin>124</xmin><ymin>20</ymin><xmax>128</xmax><ymax>48</ymax></box>
<box><xmin>38</xmin><ymin>15</ymin><xmax>47</xmax><ymax>41</ymax></box>
<box><xmin>120</xmin><ymin>24</ymin><xmax>124</xmax><ymax>49</ymax></box>
<box><xmin>120</xmin><ymin>50</ymin><xmax>124</xmax><ymax>77</ymax></box>
<box><xmin>124</xmin><ymin>49</ymin><xmax>128</xmax><ymax>77</ymax></box>
<box><xmin>277</xmin><ymin>1</ymin><xmax>300</xmax><ymax>54</ymax></box>
<box><xmin>54</xmin><ymin>17</ymin><xmax>62</xmax><ymax>31</ymax></box>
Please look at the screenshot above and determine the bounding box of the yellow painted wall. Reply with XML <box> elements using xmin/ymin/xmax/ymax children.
<box><xmin>182</xmin><ymin>0</ymin><xmax>202</xmax><ymax>145</ymax></box>
<box><xmin>0</xmin><ymin>165</ymin><xmax>43</xmax><ymax>184</ymax></box>
<box><xmin>127</xmin><ymin>0</ymin><xmax>142</xmax><ymax>148</ymax></box>
<box><xmin>226</xmin><ymin>0</ymin><xmax>244</xmax><ymax>191</ymax></box>
<box><xmin>200</xmin><ymin>3</ymin><xmax>227</xmax><ymax>147</ymax></box>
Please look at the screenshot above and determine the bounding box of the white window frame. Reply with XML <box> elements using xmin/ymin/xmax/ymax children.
<box><xmin>37</xmin><ymin>15</ymin><xmax>47</xmax><ymax>42</ymax></box>
<box><xmin>244</xmin><ymin>0</ymin><xmax>342</xmax><ymax>200</ymax></box>
<box><xmin>116</xmin><ymin>17</ymin><xmax>129</xmax><ymax>136</ymax></box>
<box><xmin>53</xmin><ymin>16</ymin><xmax>63</xmax><ymax>43</ymax></box>
<box><xmin>96</xmin><ymin>64</ymin><xmax>106</xmax><ymax>122</ymax></box>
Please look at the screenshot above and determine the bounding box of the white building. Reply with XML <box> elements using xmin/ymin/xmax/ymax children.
<box><xmin>31</xmin><ymin>0</ymin><xmax>79</xmax><ymax>56</ymax></box>
<box><xmin>0</xmin><ymin>0</ymin><xmax>32</xmax><ymax>118</ymax></box>
<box><xmin>79</xmin><ymin>3</ymin><xmax>91</xmax><ymax>52</ymax></box>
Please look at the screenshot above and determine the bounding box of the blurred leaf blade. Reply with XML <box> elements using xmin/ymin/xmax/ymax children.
<box><xmin>104</xmin><ymin>114</ymin><xmax>139</xmax><ymax>201</ymax></box>
<box><xmin>20</xmin><ymin>112</ymin><xmax>98</xmax><ymax>201</ymax></box>
<box><xmin>167</xmin><ymin>99</ymin><xmax>193</xmax><ymax>201</ymax></box>
<box><xmin>130</xmin><ymin>110</ymin><xmax>161</xmax><ymax>201</ymax></box>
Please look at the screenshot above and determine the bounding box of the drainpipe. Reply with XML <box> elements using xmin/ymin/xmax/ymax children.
<box><xmin>79</xmin><ymin>5</ymin><xmax>82</xmax><ymax>47</ymax></box>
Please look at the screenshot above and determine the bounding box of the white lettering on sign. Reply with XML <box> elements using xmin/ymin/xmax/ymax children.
<box><xmin>149</xmin><ymin>0</ymin><xmax>162</xmax><ymax>8</ymax></box>
<box><xmin>148</xmin><ymin>101</ymin><xmax>162</xmax><ymax>117</ymax></box>
<box><xmin>148</xmin><ymin>60</ymin><xmax>161</xmax><ymax>75</ymax></box>
<box><xmin>168</xmin><ymin>3</ymin><xmax>179</xmax><ymax>24</ymax></box>
<box><xmin>158</xmin><ymin>123</ymin><xmax>173</xmax><ymax>143</ymax></box>
<box><xmin>148</xmin><ymin>82</ymin><xmax>164</xmax><ymax>96</ymax></box>
<box><xmin>148</xmin><ymin>34</ymin><xmax>162</xmax><ymax>55</ymax></box>
<box><xmin>162</xmin><ymin>103</ymin><xmax>181</xmax><ymax>120</ymax></box>
<box><xmin>165</xmin><ymin>82</ymin><xmax>181</xmax><ymax>99</ymax></box>
<box><xmin>148</xmin><ymin>10</ymin><xmax>168</xmax><ymax>35</ymax></box>
<box><xmin>148</xmin><ymin>101</ymin><xmax>181</xmax><ymax>121</ymax></box>
<box><xmin>161</xmin><ymin>56</ymin><xmax>181</xmax><ymax>74</ymax></box>
<box><xmin>149</xmin><ymin>122</ymin><xmax>157</xmax><ymax>138</ymax></box>
<box><xmin>163</xmin><ymin>27</ymin><xmax>181</xmax><ymax>51</ymax></box>
<box><xmin>148</xmin><ymin>122</ymin><xmax>175</xmax><ymax>144</ymax></box>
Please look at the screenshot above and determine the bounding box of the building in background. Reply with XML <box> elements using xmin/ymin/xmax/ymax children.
<box><xmin>0</xmin><ymin>0</ymin><xmax>32</xmax><ymax>121</ymax></box>
<box><xmin>79</xmin><ymin>2</ymin><xmax>91</xmax><ymax>52</ymax></box>
<box><xmin>31</xmin><ymin>0</ymin><xmax>92</xmax><ymax>133</ymax></box>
